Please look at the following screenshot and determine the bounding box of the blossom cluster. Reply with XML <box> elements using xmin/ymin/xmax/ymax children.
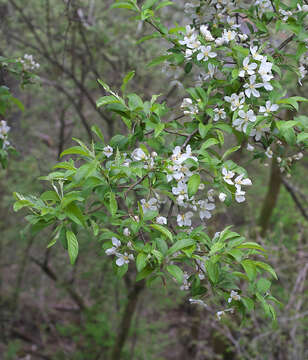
<box><xmin>20</xmin><ymin>54</ymin><xmax>40</xmax><ymax>71</ymax></box>
<box><xmin>0</xmin><ymin>120</ymin><xmax>10</xmax><ymax>149</ymax></box>
<box><xmin>105</xmin><ymin>236</ymin><xmax>134</xmax><ymax>267</ymax></box>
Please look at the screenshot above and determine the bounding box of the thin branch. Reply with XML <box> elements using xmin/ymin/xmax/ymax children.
<box><xmin>282</xmin><ymin>177</ymin><xmax>308</xmax><ymax>221</ymax></box>
<box><xmin>181</xmin><ymin>129</ymin><xmax>198</xmax><ymax>150</ymax></box>
<box><xmin>124</xmin><ymin>174</ymin><xmax>148</xmax><ymax>198</ymax></box>
<box><xmin>30</xmin><ymin>256</ymin><xmax>87</xmax><ymax>311</ymax></box>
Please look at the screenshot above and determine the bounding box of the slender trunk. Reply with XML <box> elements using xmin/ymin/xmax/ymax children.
<box><xmin>258</xmin><ymin>158</ymin><xmax>282</xmax><ymax>236</ymax></box>
<box><xmin>110</xmin><ymin>280</ymin><xmax>145</xmax><ymax>360</ymax></box>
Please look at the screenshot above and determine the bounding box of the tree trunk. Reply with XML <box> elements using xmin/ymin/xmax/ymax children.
<box><xmin>258</xmin><ymin>158</ymin><xmax>282</xmax><ymax>236</ymax></box>
<box><xmin>110</xmin><ymin>280</ymin><xmax>145</xmax><ymax>360</ymax></box>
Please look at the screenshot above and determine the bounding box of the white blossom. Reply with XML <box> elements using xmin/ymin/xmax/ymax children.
<box><xmin>207</xmin><ymin>189</ymin><xmax>215</xmax><ymax>202</ymax></box>
<box><xmin>0</xmin><ymin>120</ymin><xmax>10</xmax><ymax>139</ymax></box>
<box><xmin>239</xmin><ymin>57</ymin><xmax>257</xmax><ymax>77</ymax></box>
<box><xmin>234</xmin><ymin>174</ymin><xmax>252</xmax><ymax>188</ymax></box>
<box><xmin>216</xmin><ymin>310</ymin><xmax>225</xmax><ymax>320</ymax></box>
<box><xmin>141</xmin><ymin>198</ymin><xmax>158</xmax><ymax>213</ymax></box>
<box><xmin>298</xmin><ymin>65</ymin><xmax>307</xmax><ymax>85</ymax></box>
<box><xmin>219</xmin><ymin>192</ymin><xmax>227</xmax><ymax>202</ymax></box>
<box><xmin>250</xmin><ymin>45</ymin><xmax>264</xmax><ymax>61</ymax></box>
<box><xmin>132</xmin><ymin>148</ymin><xmax>148</xmax><ymax>161</ymax></box>
<box><xmin>179</xmin><ymin>25</ymin><xmax>198</xmax><ymax>47</ymax></box>
<box><xmin>228</xmin><ymin>290</ymin><xmax>241</xmax><ymax>303</ymax></box>
<box><xmin>197</xmin><ymin>45</ymin><xmax>217</xmax><ymax>62</ymax></box>
<box><xmin>177</xmin><ymin>212</ymin><xmax>194</xmax><ymax>227</ymax></box>
<box><xmin>224</xmin><ymin>92</ymin><xmax>245</xmax><ymax>111</ymax></box>
<box><xmin>250</xmin><ymin>124</ymin><xmax>270</xmax><ymax>141</ymax></box>
<box><xmin>20</xmin><ymin>54</ymin><xmax>40</xmax><ymax>71</ymax></box>
<box><xmin>233</xmin><ymin>109</ymin><xmax>256</xmax><ymax>133</ymax></box>
<box><xmin>181</xmin><ymin>98</ymin><xmax>199</xmax><ymax>115</ymax></box>
<box><xmin>293</xmin><ymin>152</ymin><xmax>303</xmax><ymax>161</ymax></box>
<box><xmin>123</xmin><ymin>228</ymin><xmax>131</xmax><ymax>236</ymax></box>
<box><xmin>279</xmin><ymin>9</ymin><xmax>293</xmax><ymax>22</ymax></box>
<box><xmin>265</xmin><ymin>147</ymin><xmax>273</xmax><ymax>158</ymax></box>
<box><xmin>259</xmin><ymin>101</ymin><xmax>279</xmax><ymax>116</ymax></box>
<box><xmin>244</xmin><ymin>75</ymin><xmax>263</xmax><ymax>98</ymax></box>
<box><xmin>180</xmin><ymin>272</ymin><xmax>190</xmax><ymax>290</ymax></box>
<box><xmin>222</xmin><ymin>167</ymin><xmax>235</xmax><ymax>185</ymax></box>
<box><xmin>200</xmin><ymin>25</ymin><xmax>214</xmax><ymax>41</ymax></box>
<box><xmin>103</xmin><ymin>145</ymin><xmax>113</xmax><ymax>158</ymax></box>
<box><xmin>106</xmin><ymin>237</ymin><xmax>121</xmax><ymax>256</ymax></box>
<box><xmin>198</xmin><ymin>199</ymin><xmax>215</xmax><ymax>220</ymax></box>
<box><xmin>258</xmin><ymin>60</ymin><xmax>273</xmax><ymax>82</ymax></box>
<box><xmin>227</xmin><ymin>16</ymin><xmax>241</xmax><ymax>29</ymax></box>
<box><xmin>115</xmin><ymin>252</ymin><xmax>134</xmax><ymax>267</ymax></box>
<box><xmin>213</xmin><ymin>107</ymin><xmax>226</xmax><ymax>121</ymax></box>
<box><xmin>222</xmin><ymin>29</ymin><xmax>237</xmax><ymax>43</ymax></box>
<box><xmin>247</xmin><ymin>143</ymin><xmax>255</xmax><ymax>151</ymax></box>
<box><xmin>189</xmin><ymin>298</ymin><xmax>208</xmax><ymax>307</ymax></box>
<box><xmin>235</xmin><ymin>188</ymin><xmax>246</xmax><ymax>203</ymax></box>
<box><xmin>156</xmin><ymin>216</ymin><xmax>167</xmax><ymax>225</ymax></box>
<box><xmin>297</xmin><ymin>4</ymin><xmax>308</xmax><ymax>12</ymax></box>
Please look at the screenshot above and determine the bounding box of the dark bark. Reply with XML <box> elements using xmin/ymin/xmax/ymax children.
<box><xmin>110</xmin><ymin>280</ymin><xmax>145</xmax><ymax>360</ymax></box>
<box><xmin>258</xmin><ymin>158</ymin><xmax>282</xmax><ymax>236</ymax></box>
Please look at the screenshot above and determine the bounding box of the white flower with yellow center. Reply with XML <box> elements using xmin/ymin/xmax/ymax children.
<box><xmin>197</xmin><ymin>45</ymin><xmax>217</xmax><ymax>62</ymax></box>
<box><xmin>222</xmin><ymin>167</ymin><xmax>235</xmax><ymax>185</ymax></box>
<box><xmin>259</xmin><ymin>101</ymin><xmax>279</xmax><ymax>116</ymax></box>
<box><xmin>239</xmin><ymin>57</ymin><xmax>257</xmax><ymax>78</ymax></box>
<box><xmin>244</xmin><ymin>75</ymin><xmax>263</xmax><ymax>98</ymax></box>
<box><xmin>213</xmin><ymin>107</ymin><xmax>226</xmax><ymax>121</ymax></box>
<box><xmin>177</xmin><ymin>212</ymin><xmax>194</xmax><ymax>227</ymax></box>
<box><xmin>141</xmin><ymin>198</ymin><xmax>158</xmax><ymax>213</ymax></box>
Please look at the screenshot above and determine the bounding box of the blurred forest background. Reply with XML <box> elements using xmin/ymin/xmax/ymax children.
<box><xmin>0</xmin><ymin>0</ymin><xmax>307</xmax><ymax>359</ymax></box>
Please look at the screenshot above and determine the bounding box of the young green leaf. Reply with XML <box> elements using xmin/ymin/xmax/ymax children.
<box><xmin>66</xmin><ymin>230</ymin><xmax>79</xmax><ymax>265</ymax></box>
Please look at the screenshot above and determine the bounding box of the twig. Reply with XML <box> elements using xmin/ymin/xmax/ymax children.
<box><xmin>181</xmin><ymin>129</ymin><xmax>198</xmax><ymax>150</ymax></box>
<box><xmin>282</xmin><ymin>177</ymin><xmax>308</xmax><ymax>221</ymax></box>
<box><xmin>30</xmin><ymin>256</ymin><xmax>87</xmax><ymax>311</ymax></box>
<box><xmin>124</xmin><ymin>174</ymin><xmax>148</xmax><ymax>198</ymax></box>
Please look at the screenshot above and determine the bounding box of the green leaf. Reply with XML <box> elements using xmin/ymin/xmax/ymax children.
<box><xmin>209</xmin><ymin>242</ymin><xmax>225</xmax><ymax>256</ymax></box>
<box><xmin>187</xmin><ymin>174</ymin><xmax>200</xmax><ymax>198</ymax></box>
<box><xmin>127</xmin><ymin>93</ymin><xmax>143</xmax><ymax>110</ymax></box>
<box><xmin>241</xmin><ymin>259</ymin><xmax>256</xmax><ymax>281</ymax></box>
<box><xmin>166</xmin><ymin>264</ymin><xmax>183</xmax><ymax>283</ymax></box>
<box><xmin>111</xmin><ymin>2</ymin><xmax>137</xmax><ymax>11</ymax></box>
<box><xmin>150</xmin><ymin>224</ymin><xmax>173</xmax><ymax>242</ymax></box>
<box><xmin>136</xmin><ymin>266</ymin><xmax>154</xmax><ymax>281</ymax></box>
<box><xmin>297</xmin><ymin>132</ymin><xmax>308</xmax><ymax>143</ymax></box>
<box><xmin>142</xmin><ymin>0</ymin><xmax>159</xmax><ymax>10</ymax></box>
<box><xmin>241</xmin><ymin>296</ymin><xmax>254</xmax><ymax>312</ymax></box>
<box><xmin>136</xmin><ymin>253</ymin><xmax>147</xmax><ymax>272</ymax></box>
<box><xmin>201</xmin><ymin>138</ymin><xmax>219</xmax><ymax>150</ymax></box>
<box><xmin>198</xmin><ymin>123</ymin><xmax>211</xmax><ymax>139</ymax></box>
<box><xmin>60</xmin><ymin>146</ymin><xmax>91</xmax><ymax>158</ymax></box>
<box><xmin>254</xmin><ymin>261</ymin><xmax>278</xmax><ymax>280</ymax></box>
<box><xmin>91</xmin><ymin>125</ymin><xmax>105</xmax><ymax>142</ymax></box>
<box><xmin>206</xmin><ymin>259</ymin><xmax>219</xmax><ymax>284</ymax></box>
<box><xmin>155</xmin><ymin>1</ymin><xmax>173</xmax><ymax>11</ymax></box>
<box><xmin>64</xmin><ymin>203</ymin><xmax>86</xmax><ymax>227</ymax></box>
<box><xmin>41</xmin><ymin>191</ymin><xmax>60</xmax><ymax>202</ymax></box>
<box><xmin>167</xmin><ymin>238</ymin><xmax>194</xmax><ymax>255</ymax></box>
<box><xmin>222</xmin><ymin>145</ymin><xmax>241</xmax><ymax>159</ymax></box>
<box><xmin>236</xmin><ymin>242</ymin><xmax>266</xmax><ymax>252</ymax></box>
<box><xmin>147</xmin><ymin>55</ymin><xmax>170</xmax><ymax>67</ymax></box>
<box><xmin>154</xmin><ymin>123</ymin><xmax>165</xmax><ymax>137</ymax></box>
<box><xmin>66</xmin><ymin>230</ymin><xmax>79</xmax><ymax>265</ymax></box>
<box><xmin>96</xmin><ymin>95</ymin><xmax>121</xmax><ymax>108</ymax></box>
<box><xmin>121</xmin><ymin>70</ymin><xmax>135</xmax><ymax>94</ymax></box>
<box><xmin>257</xmin><ymin>278</ymin><xmax>271</xmax><ymax>294</ymax></box>
<box><xmin>109</xmin><ymin>192</ymin><xmax>118</xmax><ymax>217</ymax></box>
<box><xmin>61</xmin><ymin>192</ymin><xmax>84</xmax><ymax>208</ymax></box>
